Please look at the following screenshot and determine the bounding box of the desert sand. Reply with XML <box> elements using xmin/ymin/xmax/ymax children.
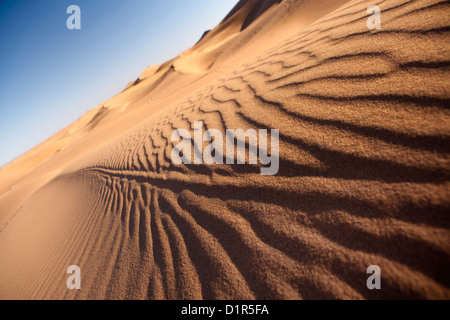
<box><xmin>0</xmin><ymin>0</ymin><xmax>449</xmax><ymax>299</ymax></box>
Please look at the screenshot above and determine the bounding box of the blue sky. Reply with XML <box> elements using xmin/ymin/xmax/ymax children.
<box><xmin>0</xmin><ymin>0</ymin><xmax>237</xmax><ymax>167</ymax></box>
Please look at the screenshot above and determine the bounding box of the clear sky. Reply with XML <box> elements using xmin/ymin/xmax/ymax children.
<box><xmin>0</xmin><ymin>0</ymin><xmax>238</xmax><ymax>167</ymax></box>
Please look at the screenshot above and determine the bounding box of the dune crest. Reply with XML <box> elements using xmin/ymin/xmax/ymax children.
<box><xmin>0</xmin><ymin>0</ymin><xmax>449</xmax><ymax>300</ymax></box>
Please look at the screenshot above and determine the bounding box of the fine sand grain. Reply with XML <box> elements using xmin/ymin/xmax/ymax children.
<box><xmin>0</xmin><ymin>0</ymin><xmax>449</xmax><ymax>299</ymax></box>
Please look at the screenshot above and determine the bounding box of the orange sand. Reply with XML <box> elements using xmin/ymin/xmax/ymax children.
<box><xmin>0</xmin><ymin>0</ymin><xmax>449</xmax><ymax>299</ymax></box>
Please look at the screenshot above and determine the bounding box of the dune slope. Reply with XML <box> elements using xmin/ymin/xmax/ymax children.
<box><xmin>0</xmin><ymin>0</ymin><xmax>449</xmax><ymax>299</ymax></box>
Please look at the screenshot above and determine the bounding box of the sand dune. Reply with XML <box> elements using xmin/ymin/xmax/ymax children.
<box><xmin>0</xmin><ymin>0</ymin><xmax>449</xmax><ymax>299</ymax></box>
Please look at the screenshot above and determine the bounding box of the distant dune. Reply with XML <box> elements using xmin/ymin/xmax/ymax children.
<box><xmin>0</xmin><ymin>0</ymin><xmax>449</xmax><ymax>299</ymax></box>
